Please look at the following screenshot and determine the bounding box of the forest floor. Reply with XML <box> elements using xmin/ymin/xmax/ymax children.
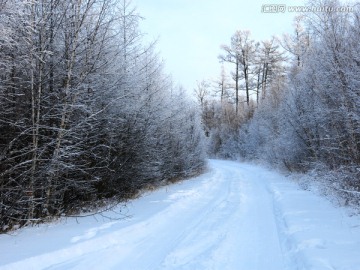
<box><xmin>1</xmin><ymin>160</ymin><xmax>360</xmax><ymax>270</ymax></box>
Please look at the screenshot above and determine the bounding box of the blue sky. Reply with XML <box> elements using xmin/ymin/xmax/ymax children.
<box><xmin>135</xmin><ymin>0</ymin><xmax>304</xmax><ymax>91</ymax></box>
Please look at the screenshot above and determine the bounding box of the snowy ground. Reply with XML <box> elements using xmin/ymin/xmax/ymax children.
<box><xmin>1</xmin><ymin>160</ymin><xmax>360</xmax><ymax>270</ymax></box>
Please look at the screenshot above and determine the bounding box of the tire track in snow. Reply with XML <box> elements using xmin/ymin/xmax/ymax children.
<box><xmin>1</xmin><ymin>160</ymin><xmax>289</xmax><ymax>270</ymax></box>
<box><xmin>2</xmin><ymin>160</ymin><xmax>359</xmax><ymax>270</ymax></box>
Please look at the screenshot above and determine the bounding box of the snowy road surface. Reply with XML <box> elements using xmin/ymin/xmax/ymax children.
<box><xmin>1</xmin><ymin>160</ymin><xmax>360</xmax><ymax>270</ymax></box>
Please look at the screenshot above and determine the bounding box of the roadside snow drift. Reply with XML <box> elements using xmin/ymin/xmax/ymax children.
<box><xmin>1</xmin><ymin>160</ymin><xmax>360</xmax><ymax>270</ymax></box>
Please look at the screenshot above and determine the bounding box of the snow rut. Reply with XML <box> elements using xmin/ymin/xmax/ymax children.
<box><xmin>1</xmin><ymin>160</ymin><xmax>360</xmax><ymax>270</ymax></box>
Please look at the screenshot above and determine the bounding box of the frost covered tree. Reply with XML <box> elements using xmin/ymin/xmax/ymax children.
<box><xmin>0</xmin><ymin>0</ymin><xmax>206</xmax><ymax>232</ymax></box>
<box><xmin>230</xmin><ymin>0</ymin><xmax>359</xmax><ymax>198</ymax></box>
<box><xmin>214</xmin><ymin>65</ymin><xmax>231</xmax><ymax>103</ymax></box>
<box><xmin>279</xmin><ymin>15</ymin><xmax>310</xmax><ymax>67</ymax></box>
<box><xmin>255</xmin><ymin>38</ymin><xmax>286</xmax><ymax>103</ymax></box>
<box><xmin>0</xmin><ymin>0</ymin><xmax>126</xmax><ymax>227</ymax></box>
<box><xmin>219</xmin><ymin>30</ymin><xmax>258</xmax><ymax>112</ymax></box>
<box><xmin>208</xmin><ymin>30</ymin><xmax>285</xmax><ymax>157</ymax></box>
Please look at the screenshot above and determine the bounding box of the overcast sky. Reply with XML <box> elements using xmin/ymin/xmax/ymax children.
<box><xmin>135</xmin><ymin>0</ymin><xmax>304</xmax><ymax>91</ymax></box>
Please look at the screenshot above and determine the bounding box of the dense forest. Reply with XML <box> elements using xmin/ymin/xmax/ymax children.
<box><xmin>199</xmin><ymin>0</ymin><xmax>359</xmax><ymax>204</ymax></box>
<box><xmin>0</xmin><ymin>0</ymin><xmax>206</xmax><ymax>232</ymax></box>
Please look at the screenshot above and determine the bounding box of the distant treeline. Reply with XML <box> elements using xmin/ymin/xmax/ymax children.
<box><xmin>198</xmin><ymin>0</ymin><xmax>359</xmax><ymax>204</ymax></box>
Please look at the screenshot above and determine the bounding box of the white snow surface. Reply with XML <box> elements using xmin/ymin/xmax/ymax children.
<box><xmin>1</xmin><ymin>160</ymin><xmax>360</xmax><ymax>270</ymax></box>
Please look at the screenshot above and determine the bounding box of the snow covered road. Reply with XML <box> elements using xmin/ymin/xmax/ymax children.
<box><xmin>1</xmin><ymin>160</ymin><xmax>360</xmax><ymax>270</ymax></box>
